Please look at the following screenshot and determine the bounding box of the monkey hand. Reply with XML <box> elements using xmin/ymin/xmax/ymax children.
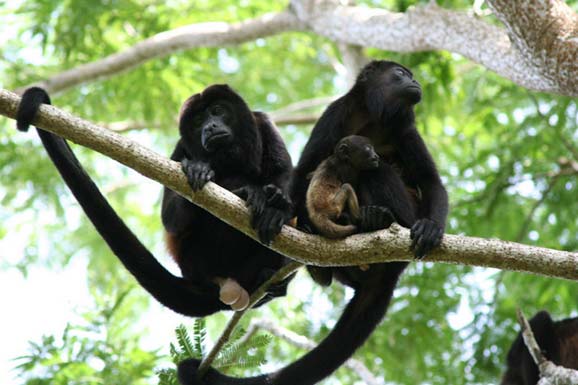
<box><xmin>263</xmin><ymin>184</ymin><xmax>293</xmax><ymax>211</ymax></box>
<box><xmin>359</xmin><ymin>205</ymin><xmax>395</xmax><ymax>232</ymax></box>
<box><xmin>181</xmin><ymin>159</ymin><xmax>215</xmax><ymax>191</ymax></box>
<box><xmin>253</xmin><ymin>206</ymin><xmax>291</xmax><ymax>245</ymax></box>
<box><xmin>253</xmin><ymin>268</ymin><xmax>292</xmax><ymax>305</ymax></box>
<box><xmin>410</xmin><ymin>218</ymin><xmax>444</xmax><ymax>259</ymax></box>
<box><xmin>234</xmin><ymin>185</ymin><xmax>292</xmax><ymax>245</ymax></box>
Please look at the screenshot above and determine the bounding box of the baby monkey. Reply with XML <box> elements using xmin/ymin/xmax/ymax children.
<box><xmin>306</xmin><ymin>135</ymin><xmax>380</xmax><ymax>239</ymax></box>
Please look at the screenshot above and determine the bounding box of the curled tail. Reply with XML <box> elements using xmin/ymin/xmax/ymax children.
<box><xmin>310</xmin><ymin>215</ymin><xmax>357</xmax><ymax>239</ymax></box>
<box><xmin>16</xmin><ymin>87</ymin><xmax>224</xmax><ymax>317</ymax></box>
<box><xmin>178</xmin><ymin>262</ymin><xmax>408</xmax><ymax>385</ymax></box>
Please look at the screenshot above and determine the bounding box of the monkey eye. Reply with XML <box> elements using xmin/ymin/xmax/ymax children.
<box><xmin>211</xmin><ymin>105</ymin><xmax>224</xmax><ymax>116</ymax></box>
<box><xmin>395</xmin><ymin>68</ymin><xmax>405</xmax><ymax>77</ymax></box>
<box><xmin>192</xmin><ymin>114</ymin><xmax>204</xmax><ymax>126</ymax></box>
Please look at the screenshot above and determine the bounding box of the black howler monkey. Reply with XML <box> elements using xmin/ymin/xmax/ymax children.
<box><xmin>501</xmin><ymin>310</ymin><xmax>578</xmax><ymax>385</ymax></box>
<box><xmin>16</xmin><ymin>85</ymin><xmax>294</xmax><ymax>316</ymax></box>
<box><xmin>177</xmin><ymin>61</ymin><xmax>448</xmax><ymax>385</ymax></box>
<box><xmin>306</xmin><ymin>135</ymin><xmax>384</xmax><ymax>239</ymax></box>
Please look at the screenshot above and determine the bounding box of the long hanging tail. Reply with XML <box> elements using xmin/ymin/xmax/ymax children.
<box><xmin>178</xmin><ymin>262</ymin><xmax>408</xmax><ymax>385</ymax></box>
<box><xmin>16</xmin><ymin>87</ymin><xmax>224</xmax><ymax>317</ymax></box>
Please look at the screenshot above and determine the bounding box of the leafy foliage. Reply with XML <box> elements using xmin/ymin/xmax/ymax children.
<box><xmin>158</xmin><ymin>321</ymin><xmax>271</xmax><ymax>385</ymax></box>
<box><xmin>13</xmin><ymin>289</ymin><xmax>159</xmax><ymax>385</ymax></box>
<box><xmin>1</xmin><ymin>0</ymin><xmax>577</xmax><ymax>384</ymax></box>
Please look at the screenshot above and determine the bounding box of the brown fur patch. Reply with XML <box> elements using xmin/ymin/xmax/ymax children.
<box><xmin>164</xmin><ymin>231</ymin><xmax>181</xmax><ymax>265</ymax></box>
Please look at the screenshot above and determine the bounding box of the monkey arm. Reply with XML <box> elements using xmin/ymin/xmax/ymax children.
<box><xmin>236</xmin><ymin>113</ymin><xmax>294</xmax><ymax>244</ymax></box>
<box><xmin>397</xmin><ymin>129</ymin><xmax>448</xmax><ymax>257</ymax></box>
<box><xmin>397</xmin><ymin>130</ymin><xmax>448</xmax><ymax>224</ymax></box>
<box><xmin>161</xmin><ymin>141</ymin><xmax>207</xmax><ymax>234</ymax></box>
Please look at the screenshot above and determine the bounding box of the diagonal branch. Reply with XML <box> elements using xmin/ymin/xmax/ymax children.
<box><xmin>1</xmin><ymin>89</ymin><xmax>577</xmax><ymax>280</ymax></box>
<box><xmin>14</xmin><ymin>2</ymin><xmax>578</xmax><ymax>96</ymax></box>
<box><xmin>242</xmin><ymin>319</ymin><xmax>380</xmax><ymax>385</ymax></box>
<box><xmin>15</xmin><ymin>10</ymin><xmax>303</xmax><ymax>95</ymax></box>
<box><xmin>517</xmin><ymin>309</ymin><xmax>578</xmax><ymax>384</ymax></box>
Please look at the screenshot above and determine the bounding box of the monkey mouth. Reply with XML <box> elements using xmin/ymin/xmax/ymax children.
<box><xmin>203</xmin><ymin>133</ymin><xmax>231</xmax><ymax>152</ymax></box>
<box><xmin>366</xmin><ymin>158</ymin><xmax>380</xmax><ymax>169</ymax></box>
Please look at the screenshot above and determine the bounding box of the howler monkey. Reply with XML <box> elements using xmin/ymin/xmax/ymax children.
<box><xmin>177</xmin><ymin>61</ymin><xmax>448</xmax><ymax>385</ymax></box>
<box><xmin>501</xmin><ymin>310</ymin><xmax>578</xmax><ymax>385</ymax></box>
<box><xmin>16</xmin><ymin>85</ymin><xmax>294</xmax><ymax>316</ymax></box>
<box><xmin>306</xmin><ymin>135</ymin><xmax>382</xmax><ymax>239</ymax></box>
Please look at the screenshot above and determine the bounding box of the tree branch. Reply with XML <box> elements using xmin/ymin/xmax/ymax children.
<box><xmin>1</xmin><ymin>89</ymin><xmax>577</xmax><ymax>280</ymax></box>
<box><xmin>487</xmin><ymin>0</ymin><xmax>578</xmax><ymax>94</ymax></box>
<box><xmin>15</xmin><ymin>10</ymin><xmax>304</xmax><ymax>94</ymax></box>
<box><xmin>242</xmin><ymin>319</ymin><xmax>380</xmax><ymax>385</ymax></box>
<box><xmin>197</xmin><ymin>262</ymin><xmax>302</xmax><ymax>376</ymax></box>
<box><xmin>14</xmin><ymin>2</ymin><xmax>578</xmax><ymax>96</ymax></box>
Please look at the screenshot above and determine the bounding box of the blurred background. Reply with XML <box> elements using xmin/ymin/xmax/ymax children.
<box><xmin>0</xmin><ymin>1</ymin><xmax>577</xmax><ymax>384</ymax></box>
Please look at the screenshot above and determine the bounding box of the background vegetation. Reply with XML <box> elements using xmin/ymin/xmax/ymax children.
<box><xmin>0</xmin><ymin>0</ymin><xmax>577</xmax><ymax>384</ymax></box>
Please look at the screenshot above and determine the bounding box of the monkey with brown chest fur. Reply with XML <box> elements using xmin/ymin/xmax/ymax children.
<box><xmin>306</xmin><ymin>135</ymin><xmax>380</xmax><ymax>239</ymax></box>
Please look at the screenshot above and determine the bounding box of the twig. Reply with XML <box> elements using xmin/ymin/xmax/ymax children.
<box><xmin>515</xmin><ymin>175</ymin><xmax>560</xmax><ymax>242</ymax></box>
<box><xmin>197</xmin><ymin>262</ymin><xmax>302</xmax><ymax>376</ymax></box>
<box><xmin>516</xmin><ymin>308</ymin><xmax>546</xmax><ymax>366</ymax></box>
<box><xmin>240</xmin><ymin>319</ymin><xmax>381</xmax><ymax>385</ymax></box>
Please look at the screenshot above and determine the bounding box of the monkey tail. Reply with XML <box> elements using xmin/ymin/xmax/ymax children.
<box><xmin>311</xmin><ymin>215</ymin><xmax>357</xmax><ymax>239</ymax></box>
<box><xmin>178</xmin><ymin>262</ymin><xmax>408</xmax><ymax>385</ymax></box>
<box><xmin>16</xmin><ymin>87</ymin><xmax>225</xmax><ymax>317</ymax></box>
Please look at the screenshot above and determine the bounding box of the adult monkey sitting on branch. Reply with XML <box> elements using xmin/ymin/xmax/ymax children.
<box><xmin>16</xmin><ymin>85</ymin><xmax>295</xmax><ymax>316</ymax></box>
<box><xmin>179</xmin><ymin>60</ymin><xmax>448</xmax><ymax>384</ymax></box>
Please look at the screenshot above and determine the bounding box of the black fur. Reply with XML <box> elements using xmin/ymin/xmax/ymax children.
<box><xmin>501</xmin><ymin>310</ymin><xmax>578</xmax><ymax>385</ymax></box>
<box><xmin>16</xmin><ymin>85</ymin><xmax>294</xmax><ymax>317</ymax></box>
<box><xmin>178</xmin><ymin>61</ymin><xmax>448</xmax><ymax>384</ymax></box>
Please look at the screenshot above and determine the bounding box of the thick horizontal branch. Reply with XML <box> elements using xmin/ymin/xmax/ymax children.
<box><xmin>15</xmin><ymin>2</ymin><xmax>577</xmax><ymax>96</ymax></box>
<box><xmin>1</xmin><ymin>89</ymin><xmax>577</xmax><ymax>280</ymax></box>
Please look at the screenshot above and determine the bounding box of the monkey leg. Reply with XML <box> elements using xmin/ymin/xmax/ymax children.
<box><xmin>333</xmin><ymin>183</ymin><xmax>360</xmax><ymax>221</ymax></box>
<box><xmin>358</xmin><ymin>163</ymin><xmax>417</xmax><ymax>228</ymax></box>
<box><xmin>334</xmin><ymin>184</ymin><xmax>368</xmax><ymax>270</ymax></box>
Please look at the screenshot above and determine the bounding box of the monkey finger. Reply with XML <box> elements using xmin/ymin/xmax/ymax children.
<box><xmin>254</xmin><ymin>210</ymin><xmax>271</xmax><ymax>244</ymax></box>
<box><xmin>410</xmin><ymin>220</ymin><xmax>425</xmax><ymax>240</ymax></box>
<box><xmin>266</xmin><ymin>210</ymin><xmax>284</xmax><ymax>243</ymax></box>
<box><xmin>435</xmin><ymin>228</ymin><xmax>444</xmax><ymax>247</ymax></box>
<box><xmin>261</xmin><ymin>211</ymin><xmax>280</xmax><ymax>245</ymax></box>
<box><xmin>207</xmin><ymin>170</ymin><xmax>215</xmax><ymax>183</ymax></box>
<box><xmin>251</xmin><ymin>203</ymin><xmax>267</xmax><ymax>230</ymax></box>
<box><xmin>410</xmin><ymin>230</ymin><xmax>421</xmax><ymax>251</ymax></box>
<box><xmin>266</xmin><ymin>212</ymin><xmax>285</xmax><ymax>242</ymax></box>
<box><xmin>413</xmin><ymin>235</ymin><xmax>427</xmax><ymax>259</ymax></box>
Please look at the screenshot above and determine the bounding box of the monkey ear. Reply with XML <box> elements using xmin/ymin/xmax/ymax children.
<box><xmin>336</xmin><ymin>142</ymin><xmax>349</xmax><ymax>160</ymax></box>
